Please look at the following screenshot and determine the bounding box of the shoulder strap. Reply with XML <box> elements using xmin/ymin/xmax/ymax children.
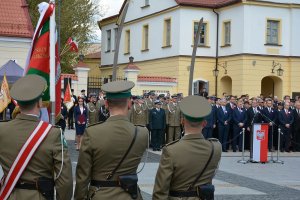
<box><xmin>106</xmin><ymin>126</ymin><xmax>138</xmax><ymax>180</ymax></box>
<box><xmin>188</xmin><ymin>140</ymin><xmax>214</xmax><ymax>191</ymax></box>
<box><xmin>0</xmin><ymin>121</ymin><xmax>52</xmax><ymax>200</ymax></box>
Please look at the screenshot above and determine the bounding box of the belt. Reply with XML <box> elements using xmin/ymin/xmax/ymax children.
<box><xmin>169</xmin><ymin>190</ymin><xmax>199</xmax><ymax>197</ymax></box>
<box><xmin>90</xmin><ymin>180</ymin><xmax>120</xmax><ymax>187</ymax></box>
<box><xmin>15</xmin><ymin>182</ymin><xmax>37</xmax><ymax>190</ymax></box>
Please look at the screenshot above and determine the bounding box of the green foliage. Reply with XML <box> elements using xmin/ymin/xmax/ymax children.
<box><xmin>27</xmin><ymin>0</ymin><xmax>102</xmax><ymax>73</ymax></box>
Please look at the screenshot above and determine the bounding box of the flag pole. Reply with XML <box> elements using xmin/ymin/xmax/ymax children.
<box><xmin>112</xmin><ymin>0</ymin><xmax>130</xmax><ymax>81</ymax></box>
<box><xmin>49</xmin><ymin>0</ymin><xmax>56</xmax><ymax>125</ymax></box>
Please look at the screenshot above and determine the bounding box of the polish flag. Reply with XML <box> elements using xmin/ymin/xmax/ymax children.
<box><xmin>252</xmin><ymin>123</ymin><xmax>269</xmax><ymax>162</ymax></box>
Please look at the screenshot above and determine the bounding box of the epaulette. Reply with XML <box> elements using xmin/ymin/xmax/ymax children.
<box><xmin>208</xmin><ymin>138</ymin><xmax>220</xmax><ymax>142</ymax></box>
<box><xmin>88</xmin><ymin>121</ymin><xmax>104</xmax><ymax>128</ymax></box>
<box><xmin>165</xmin><ymin>139</ymin><xmax>180</xmax><ymax>147</ymax></box>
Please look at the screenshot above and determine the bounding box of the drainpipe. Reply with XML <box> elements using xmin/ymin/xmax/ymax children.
<box><xmin>213</xmin><ymin>9</ymin><xmax>219</xmax><ymax>96</ymax></box>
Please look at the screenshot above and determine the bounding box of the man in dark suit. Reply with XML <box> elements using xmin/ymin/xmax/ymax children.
<box><xmin>246</xmin><ymin>99</ymin><xmax>263</xmax><ymax>154</ymax></box>
<box><xmin>68</xmin><ymin>89</ymin><xmax>77</xmax><ymax>129</ymax></box>
<box><xmin>202</xmin><ymin>97</ymin><xmax>216</xmax><ymax>139</ymax></box>
<box><xmin>292</xmin><ymin>101</ymin><xmax>300</xmax><ymax>151</ymax></box>
<box><xmin>199</xmin><ymin>88</ymin><xmax>208</xmax><ymax>98</ymax></box>
<box><xmin>232</xmin><ymin>100</ymin><xmax>247</xmax><ymax>152</ymax></box>
<box><xmin>262</xmin><ymin>99</ymin><xmax>277</xmax><ymax>151</ymax></box>
<box><xmin>226</xmin><ymin>95</ymin><xmax>236</xmax><ymax>150</ymax></box>
<box><xmin>278</xmin><ymin>102</ymin><xmax>294</xmax><ymax>152</ymax></box>
<box><xmin>149</xmin><ymin>100</ymin><xmax>166</xmax><ymax>151</ymax></box>
<box><xmin>217</xmin><ymin>98</ymin><xmax>231</xmax><ymax>152</ymax></box>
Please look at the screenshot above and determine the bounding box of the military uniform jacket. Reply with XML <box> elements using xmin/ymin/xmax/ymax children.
<box><xmin>153</xmin><ymin>134</ymin><xmax>222</xmax><ymax>200</ymax></box>
<box><xmin>145</xmin><ymin>99</ymin><xmax>154</xmax><ymax>110</ymax></box>
<box><xmin>166</xmin><ymin>103</ymin><xmax>181</xmax><ymax>127</ymax></box>
<box><xmin>130</xmin><ymin>103</ymin><xmax>148</xmax><ymax>126</ymax></box>
<box><xmin>74</xmin><ymin>115</ymin><xmax>148</xmax><ymax>200</ymax></box>
<box><xmin>87</xmin><ymin>102</ymin><xmax>100</xmax><ymax>125</ymax></box>
<box><xmin>0</xmin><ymin>114</ymin><xmax>73</xmax><ymax>200</ymax></box>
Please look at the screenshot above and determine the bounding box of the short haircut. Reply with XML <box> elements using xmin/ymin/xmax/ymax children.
<box><xmin>107</xmin><ymin>98</ymin><xmax>128</xmax><ymax>108</ymax></box>
<box><xmin>185</xmin><ymin>117</ymin><xmax>203</xmax><ymax>128</ymax></box>
<box><xmin>18</xmin><ymin>101</ymin><xmax>38</xmax><ymax>112</ymax></box>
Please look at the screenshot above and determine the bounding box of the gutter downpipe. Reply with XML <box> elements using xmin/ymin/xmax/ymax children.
<box><xmin>213</xmin><ymin>9</ymin><xmax>219</xmax><ymax>96</ymax></box>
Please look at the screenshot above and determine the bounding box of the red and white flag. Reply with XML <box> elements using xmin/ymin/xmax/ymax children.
<box><xmin>252</xmin><ymin>123</ymin><xmax>269</xmax><ymax>162</ymax></box>
<box><xmin>67</xmin><ymin>37</ymin><xmax>78</xmax><ymax>52</ymax></box>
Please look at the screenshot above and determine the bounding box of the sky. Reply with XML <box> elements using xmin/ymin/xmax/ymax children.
<box><xmin>92</xmin><ymin>0</ymin><xmax>124</xmax><ymax>42</ymax></box>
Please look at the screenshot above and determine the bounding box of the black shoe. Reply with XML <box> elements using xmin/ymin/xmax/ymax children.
<box><xmin>222</xmin><ymin>150</ymin><xmax>228</xmax><ymax>152</ymax></box>
<box><xmin>233</xmin><ymin>150</ymin><xmax>236</xmax><ymax>152</ymax></box>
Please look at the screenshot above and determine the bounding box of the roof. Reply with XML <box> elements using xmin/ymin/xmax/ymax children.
<box><xmin>85</xmin><ymin>51</ymin><xmax>101</xmax><ymax>59</ymax></box>
<box><xmin>175</xmin><ymin>0</ymin><xmax>242</xmax><ymax>8</ymax></box>
<box><xmin>74</xmin><ymin>61</ymin><xmax>90</xmax><ymax>68</ymax></box>
<box><xmin>123</xmin><ymin>63</ymin><xmax>141</xmax><ymax>71</ymax></box>
<box><xmin>0</xmin><ymin>0</ymin><xmax>34</xmax><ymax>38</ymax></box>
<box><xmin>137</xmin><ymin>75</ymin><xmax>177</xmax><ymax>83</ymax></box>
<box><xmin>61</xmin><ymin>73</ymin><xmax>78</xmax><ymax>81</ymax></box>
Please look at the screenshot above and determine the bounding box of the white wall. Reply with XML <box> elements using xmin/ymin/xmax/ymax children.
<box><xmin>243</xmin><ymin>5</ymin><xmax>292</xmax><ymax>56</ymax></box>
<box><xmin>125</xmin><ymin>0</ymin><xmax>177</xmax><ymax>22</ymax></box>
<box><xmin>0</xmin><ymin>37</ymin><xmax>31</xmax><ymax>68</ymax></box>
<box><xmin>101</xmin><ymin>2</ymin><xmax>300</xmax><ymax>66</ymax></box>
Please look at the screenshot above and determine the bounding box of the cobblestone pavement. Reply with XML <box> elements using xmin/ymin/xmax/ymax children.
<box><xmin>65</xmin><ymin>129</ymin><xmax>300</xmax><ymax>200</ymax></box>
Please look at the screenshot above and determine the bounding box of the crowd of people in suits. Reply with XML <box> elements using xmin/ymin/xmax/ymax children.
<box><xmin>128</xmin><ymin>92</ymin><xmax>300</xmax><ymax>153</ymax></box>
<box><xmin>60</xmin><ymin>89</ymin><xmax>300</xmax><ymax>153</ymax></box>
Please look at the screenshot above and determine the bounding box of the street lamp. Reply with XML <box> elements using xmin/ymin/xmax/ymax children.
<box><xmin>212</xmin><ymin>68</ymin><xmax>219</xmax><ymax>77</ymax></box>
<box><xmin>271</xmin><ymin>61</ymin><xmax>284</xmax><ymax>76</ymax></box>
<box><xmin>277</xmin><ymin>67</ymin><xmax>284</xmax><ymax>76</ymax></box>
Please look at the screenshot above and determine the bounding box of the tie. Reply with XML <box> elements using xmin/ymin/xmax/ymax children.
<box><xmin>269</xmin><ymin>108</ymin><xmax>271</xmax><ymax>113</ymax></box>
<box><xmin>286</xmin><ymin>110</ymin><xmax>288</xmax><ymax>115</ymax></box>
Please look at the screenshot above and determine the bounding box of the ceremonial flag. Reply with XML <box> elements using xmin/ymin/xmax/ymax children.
<box><xmin>24</xmin><ymin>2</ymin><xmax>61</xmax><ymax>122</ymax></box>
<box><xmin>0</xmin><ymin>74</ymin><xmax>11</xmax><ymax>113</ymax></box>
<box><xmin>63</xmin><ymin>81</ymin><xmax>74</xmax><ymax>111</ymax></box>
<box><xmin>252</xmin><ymin>123</ymin><xmax>269</xmax><ymax>162</ymax></box>
<box><xmin>67</xmin><ymin>37</ymin><xmax>78</xmax><ymax>52</ymax></box>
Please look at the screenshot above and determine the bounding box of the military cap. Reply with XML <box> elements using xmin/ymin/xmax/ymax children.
<box><xmin>143</xmin><ymin>93</ymin><xmax>149</xmax><ymax>97</ymax></box>
<box><xmin>158</xmin><ymin>94</ymin><xmax>165</xmax><ymax>98</ymax></box>
<box><xmin>101</xmin><ymin>80</ymin><xmax>134</xmax><ymax>99</ymax></box>
<box><xmin>149</xmin><ymin>91</ymin><xmax>155</xmax><ymax>96</ymax></box>
<box><xmin>154</xmin><ymin>100</ymin><xmax>162</xmax><ymax>105</ymax></box>
<box><xmin>71</xmin><ymin>89</ymin><xmax>74</xmax><ymax>92</ymax></box>
<box><xmin>136</xmin><ymin>96</ymin><xmax>143</xmax><ymax>100</ymax></box>
<box><xmin>89</xmin><ymin>93</ymin><xmax>97</xmax><ymax>98</ymax></box>
<box><xmin>132</xmin><ymin>95</ymin><xmax>137</xmax><ymax>100</ymax></box>
<box><xmin>10</xmin><ymin>74</ymin><xmax>46</xmax><ymax>105</ymax></box>
<box><xmin>81</xmin><ymin>89</ymin><xmax>85</xmax><ymax>93</ymax></box>
<box><xmin>179</xmin><ymin>95</ymin><xmax>211</xmax><ymax>122</ymax></box>
<box><xmin>171</xmin><ymin>94</ymin><xmax>178</xmax><ymax>98</ymax></box>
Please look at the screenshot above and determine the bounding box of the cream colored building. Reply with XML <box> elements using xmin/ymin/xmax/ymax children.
<box><xmin>0</xmin><ymin>0</ymin><xmax>33</xmax><ymax>69</ymax></box>
<box><xmin>99</xmin><ymin>0</ymin><xmax>300</xmax><ymax>98</ymax></box>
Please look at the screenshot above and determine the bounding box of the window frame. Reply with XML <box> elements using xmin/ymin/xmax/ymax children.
<box><xmin>106</xmin><ymin>29</ymin><xmax>111</xmax><ymax>52</ymax></box>
<box><xmin>124</xmin><ymin>29</ymin><xmax>131</xmax><ymax>55</ymax></box>
<box><xmin>192</xmin><ymin>20</ymin><xmax>210</xmax><ymax>47</ymax></box>
<box><xmin>142</xmin><ymin>24</ymin><xmax>149</xmax><ymax>51</ymax></box>
<box><xmin>265</xmin><ymin>18</ymin><xmax>282</xmax><ymax>46</ymax></box>
<box><xmin>162</xmin><ymin>18</ymin><xmax>172</xmax><ymax>48</ymax></box>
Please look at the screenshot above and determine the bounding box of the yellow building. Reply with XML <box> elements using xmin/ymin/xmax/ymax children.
<box><xmin>99</xmin><ymin>0</ymin><xmax>300</xmax><ymax>99</ymax></box>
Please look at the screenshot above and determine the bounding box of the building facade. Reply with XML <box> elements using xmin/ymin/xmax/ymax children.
<box><xmin>99</xmin><ymin>0</ymin><xmax>300</xmax><ymax>98</ymax></box>
<box><xmin>0</xmin><ymin>0</ymin><xmax>33</xmax><ymax>68</ymax></box>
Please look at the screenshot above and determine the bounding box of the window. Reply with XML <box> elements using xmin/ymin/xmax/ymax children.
<box><xmin>224</xmin><ymin>21</ymin><xmax>231</xmax><ymax>45</ymax></box>
<box><xmin>163</xmin><ymin>19</ymin><xmax>171</xmax><ymax>47</ymax></box>
<box><xmin>142</xmin><ymin>25</ymin><xmax>149</xmax><ymax>50</ymax></box>
<box><xmin>106</xmin><ymin>30</ymin><xmax>111</xmax><ymax>52</ymax></box>
<box><xmin>114</xmin><ymin>28</ymin><xmax>118</xmax><ymax>50</ymax></box>
<box><xmin>145</xmin><ymin>0</ymin><xmax>149</xmax><ymax>6</ymax></box>
<box><xmin>194</xmin><ymin>22</ymin><xmax>207</xmax><ymax>46</ymax></box>
<box><xmin>125</xmin><ymin>30</ymin><xmax>130</xmax><ymax>54</ymax></box>
<box><xmin>267</xmin><ymin>20</ymin><xmax>280</xmax><ymax>44</ymax></box>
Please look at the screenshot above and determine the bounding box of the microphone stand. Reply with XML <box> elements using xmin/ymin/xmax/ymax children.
<box><xmin>249</xmin><ymin>109</ymin><xmax>259</xmax><ymax>162</ymax></box>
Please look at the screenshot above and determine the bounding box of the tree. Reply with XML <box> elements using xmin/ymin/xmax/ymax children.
<box><xmin>27</xmin><ymin>0</ymin><xmax>102</xmax><ymax>73</ymax></box>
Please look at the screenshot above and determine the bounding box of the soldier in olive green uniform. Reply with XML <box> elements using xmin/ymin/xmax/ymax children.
<box><xmin>153</xmin><ymin>95</ymin><xmax>222</xmax><ymax>200</ymax></box>
<box><xmin>0</xmin><ymin>75</ymin><xmax>73</xmax><ymax>200</ymax></box>
<box><xmin>166</xmin><ymin>95</ymin><xmax>182</xmax><ymax>143</ymax></box>
<box><xmin>87</xmin><ymin>94</ymin><xmax>100</xmax><ymax>125</ymax></box>
<box><xmin>130</xmin><ymin>96</ymin><xmax>148</xmax><ymax>126</ymax></box>
<box><xmin>75</xmin><ymin>81</ymin><xmax>148</xmax><ymax>200</ymax></box>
